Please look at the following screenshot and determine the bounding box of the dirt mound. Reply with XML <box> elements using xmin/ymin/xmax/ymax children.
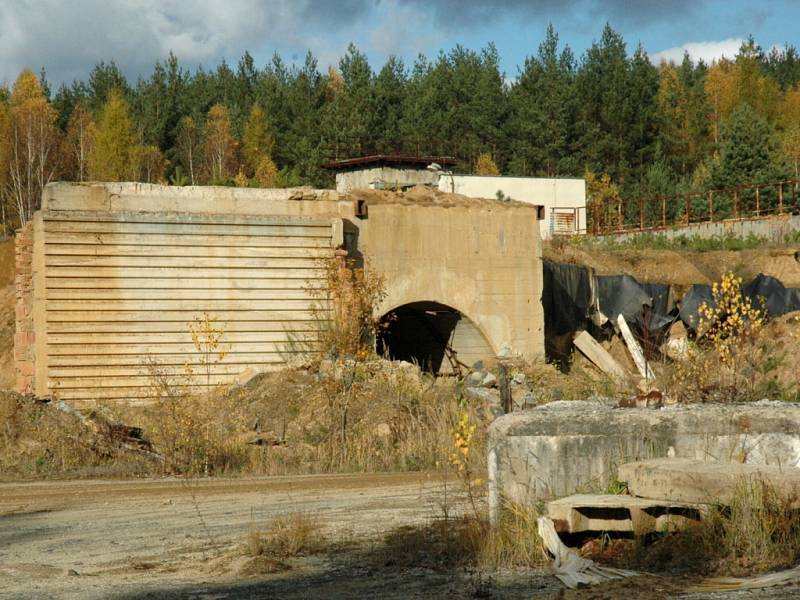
<box><xmin>348</xmin><ymin>185</ymin><xmax>532</xmax><ymax>210</ymax></box>
<box><xmin>546</xmin><ymin>243</ymin><xmax>800</xmax><ymax>287</ymax></box>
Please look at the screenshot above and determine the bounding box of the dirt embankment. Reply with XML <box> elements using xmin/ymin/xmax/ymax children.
<box><xmin>546</xmin><ymin>243</ymin><xmax>800</xmax><ymax>287</ymax></box>
<box><xmin>0</xmin><ymin>239</ymin><xmax>15</xmax><ymax>390</ymax></box>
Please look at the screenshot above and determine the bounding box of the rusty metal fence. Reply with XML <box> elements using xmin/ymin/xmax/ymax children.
<box><xmin>587</xmin><ymin>180</ymin><xmax>800</xmax><ymax>236</ymax></box>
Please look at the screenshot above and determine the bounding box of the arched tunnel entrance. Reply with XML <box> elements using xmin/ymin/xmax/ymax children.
<box><xmin>376</xmin><ymin>301</ymin><xmax>494</xmax><ymax>374</ymax></box>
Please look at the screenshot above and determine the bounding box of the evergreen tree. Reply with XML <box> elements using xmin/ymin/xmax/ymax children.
<box><xmin>710</xmin><ymin>104</ymin><xmax>789</xmax><ymax>203</ymax></box>
<box><xmin>87</xmin><ymin>61</ymin><xmax>130</xmax><ymax>112</ymax></box>
<box><xmin>89</xmin><ymin>89</ymin><xmax>138</xmax><ymax>181</ymax></box>
<box><xmin>373</xmin><ymin>56</ymin><xmax>407</xmax><ymax>152</ymax></box>
<box><xmin>508</xmin><ymin>24</ymin><xmax>576</xmax><ymax>176</ymax></box>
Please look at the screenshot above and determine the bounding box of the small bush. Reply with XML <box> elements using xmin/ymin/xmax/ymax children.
<box><xmin>247</xmin><ymin>511</ymin><xmax>325</xmax><ymax>558</ymax></box>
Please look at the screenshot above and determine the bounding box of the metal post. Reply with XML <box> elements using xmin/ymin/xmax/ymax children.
<box><xmin>685</xmin><ymin>194</ymin><xmax>691</xmax><ymax>225</ymax></box>
<box><xmin>639</xmin><ymin>198</ymin><xmax>644</xmax><ymax>230</ymax></box>
<box><xmin>661</xmin><ymin>196</ymin><xmax>666</xmax><ymax>227</ymax></box>
<box><xmin>733</xmin><ymin>188</ymin><xmax>739</xmax><ymax>218</ymax></box>
<box><xmin>779</xmin><ymin>183</ymin><xmax>784</xmax><ymax>214</ymax></box>
<box><xmin>755</xmin><ymin>186</ymin><xmax>760</xmax><ymax>216</ymax></box>
<box><xmin>708</xmin><ymin>191</ymin><xmax>713</xmax><ymax>222</ymax></box>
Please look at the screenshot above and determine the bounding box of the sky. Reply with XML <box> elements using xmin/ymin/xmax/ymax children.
<box><xmin>0</xmin><ymin>0</ymin><xmax>798</xmax><ymax>88</ymax></box>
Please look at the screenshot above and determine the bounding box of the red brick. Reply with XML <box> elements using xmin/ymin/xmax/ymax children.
<box><xmin>18</xmin><ymin>361</ymin><xmax>34</xmax><ymax>376</ymax></box>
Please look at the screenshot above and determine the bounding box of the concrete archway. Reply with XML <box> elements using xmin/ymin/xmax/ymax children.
<box><xmin>377</xmin><ymin>301</ymin><xmax>494</xmax><ymax>374</ymax></box>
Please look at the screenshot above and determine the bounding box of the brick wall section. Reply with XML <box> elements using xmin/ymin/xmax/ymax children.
<box><xmin>14</xmin><ymin>222</ymin><xmax>34</xmax><ymax>394</ymax></box>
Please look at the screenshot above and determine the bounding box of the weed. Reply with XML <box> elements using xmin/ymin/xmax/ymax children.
<box><xmin>624</xmin><ymin>476</ymin><xmax>800</xmax><ymax>577</ymax></box>
<box><xmin>659</xmin><ymin>272</ymin><xmax>795</xmax><ymax>403</ymax></box>
<box><xmin>247</xmin><ymin>511</ymin><xmax>325</xmax><ymax>558</ymax></box>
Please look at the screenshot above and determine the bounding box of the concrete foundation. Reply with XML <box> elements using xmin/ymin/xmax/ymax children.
<box><xmin>487</xmin><ymin>401</ymin><xmax>800</xmax><ymax>520</ymax></box>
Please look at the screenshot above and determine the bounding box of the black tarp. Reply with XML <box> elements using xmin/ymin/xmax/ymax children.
<box><xmin>542</xmin><ymin>261</ymin><xmax>592</xmax><ymax>336</ymax></box>
<box><xmin>542</xmin><ymin>261</ymin><xmax>592</xmax><ymax>365</ymax></box>
<box><xmin>742</xmin><ymin>274</ymin><xmax>800</xmax><ymax>317</ymax></box>
<box><xmin>678</xmin><ymin>284</ymin><xmax>713</xmax><ymax>330</ymax></box>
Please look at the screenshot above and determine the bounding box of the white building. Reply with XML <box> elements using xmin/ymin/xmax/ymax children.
<box><xmin>438</xmin><ymin>175</ymin><xmax>586</xmax><ymax>239</ymax></box>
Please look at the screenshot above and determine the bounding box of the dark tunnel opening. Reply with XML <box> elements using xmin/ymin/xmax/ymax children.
<box><xmin>376</xmin><ymin>301</ymin><xmax>463</xmax><ymax>374</ymax></box>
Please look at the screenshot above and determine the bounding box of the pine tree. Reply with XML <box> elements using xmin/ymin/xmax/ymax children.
<box><xmin>89</xmin><ymin>89</ymin><xmax>137</xmax><ymax>181</ymax></box>
<box><xmin>710</xmin><ymin>104</ymin><xmax>788</xmax><ymax>193</ymax></box>
<box><xmin>373</xmin><ymin>56</ymin><xmax>407</xmax><ymax>152</ymax></box>
<box><xmin>508</xmin><ymin>24</ymin><xmax>576</xmax><ymax>176</ymax></box>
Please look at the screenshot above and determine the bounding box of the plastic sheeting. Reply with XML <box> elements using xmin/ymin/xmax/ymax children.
<box><xmin>542</xmin><ymin>262</ymin><xmax>800</xmax><ymax>363</ymax></box>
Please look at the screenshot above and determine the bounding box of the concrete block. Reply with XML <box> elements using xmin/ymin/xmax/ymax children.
<box><xmin>619</xmin><ymin>458</ymin><xmax>800</xmax><ymax>506</ymax></box>
<box><xmin>487</xmin><ymin>401</ymin><xmax>800</xmax><ymax>519</ymax></box>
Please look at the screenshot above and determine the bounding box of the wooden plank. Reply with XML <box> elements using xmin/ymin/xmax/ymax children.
<box><xmin>547</xmin><ymin>493</ymin><xmax>701</xmax><ymax>534</ymax></box>
<box><xmin>48</xmin><ymin>352</ymin><xmax>288</xmax><ymax>367</ymax></box>
<box><xmin>573</xmin><ymin>331</ymin><xmax>630</xmax><ymax>381</ymax></box>
<box><xmin>45</xmin><ymin>277</ymin><xmax>325</xmax><ymax>290</ymax></box>
<box><xmin>618</xmin><ymin>459</ymin><xmax>800</xmax><ymax>507</ymax></box>
<box><xmin>617</xmin><ymin>314</ymin><xmax>655</xmax><ymax>381</ymax></box>
<box><xmin>46</xmin><ymin>320</ymin><xmax>321</xmax><ymax>334</ymax></box>
<box><xmin>43</xmin><ymin>220</ymin><xmax>332</xmax><ymax>238</ymax></box>
<box><xmin>46</xmin><ymin>288</ymin><xmax>316</xmax><ymax>301</ymax></box>
<box><xmin>44</xmin><ymin>267</ymin><xmax>326</xmax><ymax>279</ymax></box>
<box><xmin>45</xmin><ymin>231</ymin><xmax>333</xmax><ymax>248</ymax></box>
<box><xmin>45</xmin><ymin>310</ymin><xmax>325</xmax><ymax>322</ymax></box>
<box><xmin>45</xmin><ymin>255</ymin><xmax>320</xmax><ymax>269</ymax></box>
<box><xmin>47</xmin><ymin>341</ymin><xmax>306</xmax><ymax>355</ymax></box>
<box><xmin>44</xmin><ymin>244</ymin><xmax>332</xmax><ymax>259</ymax></box>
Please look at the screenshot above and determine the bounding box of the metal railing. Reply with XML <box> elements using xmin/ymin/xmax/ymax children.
<box><xmin>587</xmin><ymin>180</ymin><xmax>800</xmax><ymax>236</ymax></box>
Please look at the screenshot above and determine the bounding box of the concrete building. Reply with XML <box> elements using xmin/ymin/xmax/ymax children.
<box><xmin>323</xmin><ymin>155</ymin><xmax>458</xmax><ymax>193</ymax></box>
<box><xmin>323</xmin><ymin>156</ymin><xmax>586</xmax><ymax>239</ymax></box>
<box><xmin>15</xmin><ymin>182</ymin><xmax>544</xmax><ymax>405</ymax></box>
<box><xmin>438</xmin><ymin>175</ymin><xmax>586</xmax><ymax>239</ymax></box>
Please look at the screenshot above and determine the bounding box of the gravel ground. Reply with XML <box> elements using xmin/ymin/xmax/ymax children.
<box><xmin>1</xmin><ymin>475</ymin><xmax>799</xmax><ymax>599</ymax></box>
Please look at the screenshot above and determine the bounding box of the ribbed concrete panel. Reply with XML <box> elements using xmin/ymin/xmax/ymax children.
<box><xmin>38</xmin><ymin>210</ymin><xmax>333</xmax><ymax>406</ymax></box>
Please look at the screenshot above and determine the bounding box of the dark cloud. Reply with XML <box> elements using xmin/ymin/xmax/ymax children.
<box><xmin>397</xmin><ymin>0</ymin><xmax>703</xmax><ymax>28</ymax></box>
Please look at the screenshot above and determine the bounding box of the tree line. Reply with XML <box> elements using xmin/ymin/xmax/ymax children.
<box><xmin>1</xmin><ymin>24</ymin><xmax>799</xmax><ymax>231</ymax></box>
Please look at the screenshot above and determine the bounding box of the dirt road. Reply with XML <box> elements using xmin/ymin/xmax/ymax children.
<box><xmin>2</xmin><ymin>474</ymin><xmax>800</xmax><ymax>599</ymax></box>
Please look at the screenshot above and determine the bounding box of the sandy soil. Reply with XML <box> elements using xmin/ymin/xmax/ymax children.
<box><xmin>545</xmin><ymin>243</ymin><xmax>800</xmax><ymax>288</ymax></box>
<box><xmin>2</xmin><ymin>474</ymin><xmax>800</xmax><ymax>600</ymax></box>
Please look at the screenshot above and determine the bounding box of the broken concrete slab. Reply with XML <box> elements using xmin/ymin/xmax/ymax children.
<box><xmin>487</xmin><ymin>401</ymin><xmax>800</xmax><ymax>521</ymax></box>
<box><xmin>547</xmin><ymin>493</ymin><xmax>701</xmax><ymax>534</ymax></box>
<box><xmin>619</xmin><ymin>458</ymin><xmax>800</xmax><ymax>506</ymax></box>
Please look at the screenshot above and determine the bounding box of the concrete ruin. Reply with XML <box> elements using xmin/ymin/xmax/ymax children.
<box><xmin>15</xmin><ymin>182</ymin><xmax>544</xmax><ymax>406</ymax></box>
<box><xmin>487</xmin><ymin>400</ymin><xmax>800</xmax><ymax>520</ymax></box>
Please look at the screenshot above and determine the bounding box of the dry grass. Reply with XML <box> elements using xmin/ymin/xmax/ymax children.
<box><xmin>0</xmin><ymin>390</ymin><xmax>154</xmax><ymax>479</ymax></box>
<box><xmin>611</xmin><ymin>476</ymin><xmax>800</xmax><ymax>577</ymax></box>
<box><xmin>246</xmin><ymin>511</ymin><xmax>326</xmax><ymax>558</ymax></box>
<box><xmin>378</xmin><ymin>501</ymin><xmax>546</xmax><ymax>570</ymax></box>
<box><xmin>106</xmin><ymin>359</ymin><xmax>484</xmax><ymax>478</ymax></box>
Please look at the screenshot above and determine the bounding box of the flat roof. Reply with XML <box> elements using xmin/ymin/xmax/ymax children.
<box><xmin>321</xmin><ymin>154</ymin><xmax>458</xmax><ymax>171</ymax></box>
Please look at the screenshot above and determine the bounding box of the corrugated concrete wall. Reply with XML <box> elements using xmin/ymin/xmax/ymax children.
<box><xmin>27</xmin><ymin>183</ymin><xmax>347</xmax><ymax>406</ymax></box>
<box><xmin>19</xmin><ymin>182</ymin><xmax>546</xmax><ymax>405</ymax></box>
